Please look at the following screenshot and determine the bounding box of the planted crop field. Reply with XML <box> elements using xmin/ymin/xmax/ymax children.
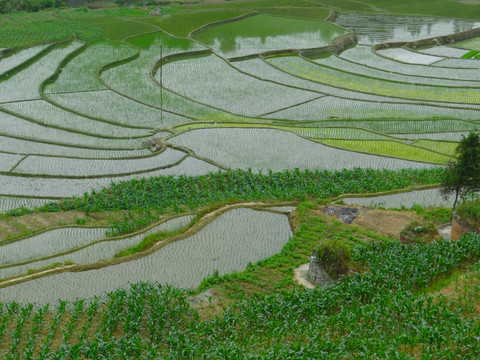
<box><xmin>0</xmin><ymin>208</ymin><xmax>293</xmax><ymax>304</ymax></box>
<box><xmin>2</xmin><ymin>1</ymin><xmax>480</xmax><ymax>357</ymax></box>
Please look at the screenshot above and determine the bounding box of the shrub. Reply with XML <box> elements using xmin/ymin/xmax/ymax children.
<box><xmin>313</xmin><ymin>239</ymin><xmax>351</xmax><ymax>279</ymax></box>
<box><xmin>400</xmin><ymin>220</ymin><xmax>439</xmax><ymax>244</ymax></box>
<box><xmin>455</xmin><ymin>200</ymin><xmax>480</xmax><ymax>230</ymax></box>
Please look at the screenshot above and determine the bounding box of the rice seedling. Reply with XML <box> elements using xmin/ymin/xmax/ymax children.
<box><xmin>266</xmin><ymin>95</ymin><xmax>480</xmax><ymax>121</ymax></box>
<box><xmin>48</xmin><ymin>90</ymin><xmax>189</xmax><ymax>129</ymax></box>
<box><xmin>0</xmin><ymin>215</ymin><xmax>195</xmax><ymax>281</ymax></box>
<box><xmin>12</xmin><ymin>148</ymin><xmax>187</xmax><ymax>177</ymax></box>
<box><xmin>341</xmin><ymin>44</ymin><xmax>480</xmax><ymax>81</ymax></box>
<box><xmin>412</xmin><ymin>139</ymin><xmax>458</xmax><ymax>156</ymax></box>
<box><xmin>0</xmin><ymin>111</ymin><xmax>147</xmax><ymax>150</ymax></box>
<box><xmin>319</xmin><ymin>139</ymin><xmax>453</xmax><ymax>164</ymax></box>
<box><xmin>2</xmin><ymin>227</ymin><xmax>480</xmax><ymax>357</ymax></box>
<box><xmin>0</xmin><ymin>44</ymin><xmax>48</xmax><ymax>75</ymax></box>
<box><xmin>343</xmin><ymin>188</ymin><xmax>455</xmax><ymax>208</ymax></box>
<box><xmin>432</xmin><ymin>57</ymin><xmax>480</xmax><ymax>68</ymax></box>
<box><xmin>0</xmin><ymin>208</ymin><xmax>292</xmax><ymax>304</ymax></box>
<box><xmin>170</xmin><ymin>128</ymin><xmax>437</xmax><ymax>170</ymax></box>
<box><xmin>0</xmin><ymin>41</ymin><xmax>82</xmax><ymax>103</ymax></box>
<box><xmin>417</xmin><ymin>45</ymin><xmax>468</xmax><ymax>58</ymax></box>
<box><xmin>269</xmin><ymin>55</ymin><xmax>480</xmax><ymax>104</ymax></box>
<box><xmin>136</xmin><ymin>10</ymin><xmax>250</xmax><ymax>38</ymax></box>
<box><xmin>312</xmin><ymin>52</ymin><xmax>479</xmax><ymax>87</ymax></box>
<box><xmin>0</xmin><ymin>196</ymin><xmax>57</xmax><ymax>213</ymax></box>
<box><xmin>1</xmin><ymin>100</ymin><xmax>151</xmax><ymax>138</ymax></box>
<box><xmin>44</xmin><ymin>40</ymin><xmax>137</xmax><ymax>93</ymax></box>
<box><xmin>161</xmin><ymin>54</ymin><xmax>319</xmax><ymax>117</ymax></box>
<box><xmin>321</xmin><ymin>119</ymin><xmax>479</xmax><ymax>134</ymax></box>
<box><xmin>0</xmin><ymin>227</ymin><xmax>107</xmax><ymax>267</ymax></box>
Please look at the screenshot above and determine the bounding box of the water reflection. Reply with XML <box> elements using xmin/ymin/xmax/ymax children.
<box><xmin>335</xmin><ymin>14</ymin><xmax>480</xmax><ymax>45</ymax></box>
<box><xmin>195</xmin><ymin>14</ymin><xmax>348</xmax><ymax>57</ymax></box>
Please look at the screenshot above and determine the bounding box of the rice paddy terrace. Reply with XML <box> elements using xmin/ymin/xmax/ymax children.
<box><xmin>1</xmin><ymin>0</ymin><xmax>480</xmax><ymax>357</ymax></box>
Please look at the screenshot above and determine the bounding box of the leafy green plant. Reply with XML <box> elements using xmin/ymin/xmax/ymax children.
<box><xmin>105</xmin><ymin>211</ymin><xmax>159</xmax><ymax>237</ymax></box>
<box><xmin>455</xmin><ymin>200</ymin><xmax>480</xmax><ymax>230</ymax></box>
<box><xmin>4</xmin><ymin>206</ymin><xmax>33</xmax><ymax>217</ymax></box>
<box><xmin>64</xmin><ymin>168</ymin><xmax>445</xmax><ymax>214</ymax></box>
<box><xmin>38</xmin><ymin>201</ymin><xmax>61</xmax><ymax>213</ymax></box>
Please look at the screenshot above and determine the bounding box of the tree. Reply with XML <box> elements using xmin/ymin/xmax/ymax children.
<box><xmin>440</xmin><ymin>131</ymin><xmax>480</xmax><ymax>210</ymax></box>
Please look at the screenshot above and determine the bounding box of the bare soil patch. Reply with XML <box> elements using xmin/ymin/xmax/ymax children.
<box><xmin>293</xmin><ymin>263</ymin><xmax>315</xmax><ymax>289</ymax></box>
<box><xmin>352</xmin><ymin>209</ymin><xmax>419</xmax><ymax>238</ymax></box>
<box><xmin>320</xmin><ymin>205</ymin><xmax>420</xmax><ymax>238</ymax></box>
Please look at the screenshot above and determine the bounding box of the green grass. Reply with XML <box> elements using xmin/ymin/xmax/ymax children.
<box><xmin>306</xmin><ymin>0</ymin><xmax>374</xmax><ymax>12</ymax></box>
<box><xmin>114</xmin><ymin>226</ymin><xmax>186</xmax><ymax>258</ymax></box>
<box><xmin>411</xmin><ymin>204</ymin><xmax>452</xmax><ymax>224</ymax></box>
<box><xmin>0</xmin><ymin>17</ymin><xmax>102</xmax><ymax>47</ymax></box>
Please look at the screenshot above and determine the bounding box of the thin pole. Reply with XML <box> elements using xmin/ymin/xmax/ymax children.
<box><xmin>160</xmin><ymin>45</ymin><xmax>163</xmax><ymax>123</ymax></box>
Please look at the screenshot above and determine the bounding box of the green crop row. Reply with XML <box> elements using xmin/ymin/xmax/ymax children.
<box><xmin>1</xmin><ymin>228</ymin><xmax>479</xmax><ymax>358</ymax></box>
<box><xmin>60</xmin><ymin>168</ymin><xmax>446</xmax><ymax>213</ymax></box>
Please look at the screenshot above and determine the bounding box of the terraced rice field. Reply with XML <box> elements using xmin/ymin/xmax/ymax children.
<box><xmin>0</xmin><ymin>208</ymin><xmax>292</xmax><ymax>304</ymax></box>
<box><xmin>1</xmin><ymin>4</ymin><xmax>480</xmax><ymax>304</ymax></box>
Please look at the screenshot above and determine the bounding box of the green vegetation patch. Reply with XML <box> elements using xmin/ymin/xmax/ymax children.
<box><xmin>400</xmin><ymin>220</ymin><xmax>439</xmax><ymax>244</ymax></box>
<box><xmin>3</xmin><ymin>221</ymin><xmax>480</xmax><ymax>357</ymax></box>
<box><xmin>199</xmin><ymin>204</ymin><xmax>373</xmax><ymax>294</ymax></box>
<box><xmin>269</xmin><ymin>55</ymin><xmax>480</xmax><ymax>105</ymax></box>
<box><xmin>193</xmin><ymin>0</ymin><xmax>317</xmax><ymax>10</ymax></box>
<box><xmin>85</xmin><ymin>19</ymin><xmax>158</xmax><ymax>41</ymax></box>
<box><xmin>60</xmin><ymin>168</ymin><xmax>445</xmax><ymax>214</ymax></box>
<box><xmin>461</xmin><ymin>50</ymin><xmax>480</xmax><ymax>58</ymax></box>
<box><xmin>455</xmin><ymin>200</ymin><xmax>480</xmax><ymax>229</ymax></box>
<box><xmin>413</xmin><ymin>139</ymin><xmax>458</xmax><ymax>157</ymax></box>
<box><xmin>0</xmin><ymin>18</ymin><xmax>102</xmax><ymax>47</ymax></box>
<box><xmin>136</xmin><ymin>10</ymin><xmax>250</xmax><ymax>38</ymax></box>
<box><xmin>312</xmin><ymin>238</ymin><xmax>352</xmax><ymax>279</ymax></box>
<box><xmin>319</xmin><ymin>139</ymin><xmax>453</xmax><ymax>164</ymax></box>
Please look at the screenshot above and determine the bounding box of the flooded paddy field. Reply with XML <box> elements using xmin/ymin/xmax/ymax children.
<box><xmin>0</xmin><ymin>2</ymin><xmax>477</xmax><ymax>304</ymax></box>
<box><xmin>0</xmin><ymin>208</ymin><xmax>292</xmax><ymax>304</ymax></box>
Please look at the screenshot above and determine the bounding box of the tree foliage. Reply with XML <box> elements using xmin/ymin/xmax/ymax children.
<box><xmin>440</xmin><ymin>131</ymin><xmax>480</xmax><ymax>210</ymax></box>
